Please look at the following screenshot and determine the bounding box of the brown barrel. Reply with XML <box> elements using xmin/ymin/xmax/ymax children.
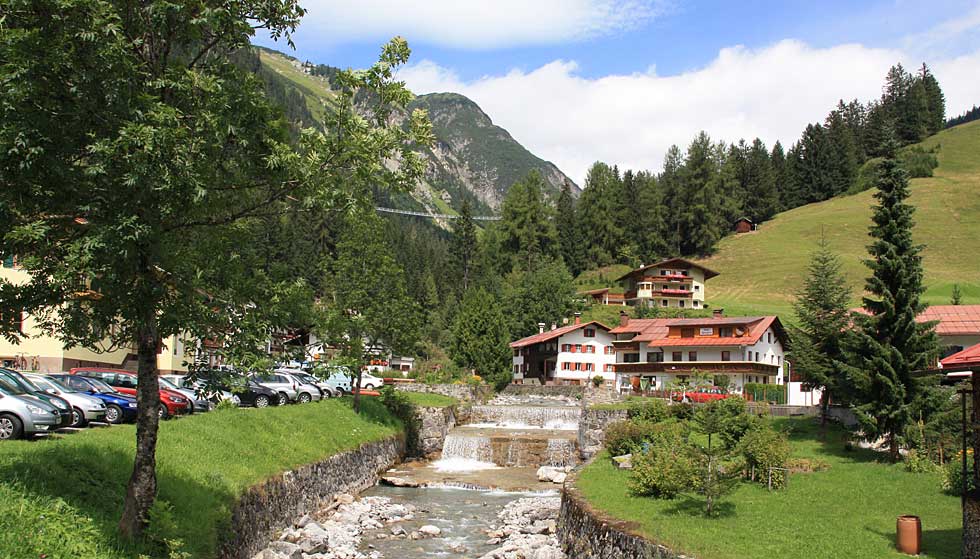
<box><xmin>630</xmin><ymin>376</ymin><xmax>641</xmax><ymax>392</ymax></box>
<box><xmin>896</xmin><ymin>515</ymin><xmax>921</xmax><ymax>555</ymax></box>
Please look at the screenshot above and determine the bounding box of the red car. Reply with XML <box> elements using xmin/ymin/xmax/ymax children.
<box><xmin>69</xmin><ymin>368</ymin><xmax>191</xmax><ymax>419</ymax></box>
<box><xmin>672</xmin><ymin>387</ymin><xmax>730</xmax><ymax>404</ymax></box>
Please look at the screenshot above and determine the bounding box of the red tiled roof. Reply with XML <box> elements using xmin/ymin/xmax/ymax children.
<box><xmin>509</xmin><ymin>321</ymin><xmax>612</xmax><ymax>348</ymax></box>
<box><xmin>940</xmin><ymin>342</ymin><xmax>980</xmax><ymax>368</ymax></box>
<box><xmin>609</xmin><ymin>318</ymin><xmax>670</xmax><ymax>334</ymax></box>
<box><xmin>578</xmin><ymin>288</ymin><xmax>611</xmax><ymax>295</ymax></box>
<box><xmin>642</xmin><ymin>317</ymin><xmax>780</xmax><ymax>346</ymax></box>
<box><xmin>615</xmin><ymin>258</ymin><xmax>720</xmax><ymax>282</ymax></box>
<box><xmin>851</xmin><ymin>305</ymin><xmax>980</xmax><ymax>336</ymax></box>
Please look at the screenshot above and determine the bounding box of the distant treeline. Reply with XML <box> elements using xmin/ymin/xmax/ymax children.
<box><xmin>946</xmin><ymin>105</ymin><xmax>980</xmax><ymax>128</ymax></box>
<box><xmin>556</xmin><ymin>63</ymin><xmax>946</xmax><ymax>267</ymax></box>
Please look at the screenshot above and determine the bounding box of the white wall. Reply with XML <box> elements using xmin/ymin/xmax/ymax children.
<box><xmin>555</xmin><ymin>328</ymin><xmax>616</xmax><ymax>382</ymax></box>
<box><xmin>788</xmin><ymin>383</ymin><xmax>823</xmax><ymax>406</ymax></box>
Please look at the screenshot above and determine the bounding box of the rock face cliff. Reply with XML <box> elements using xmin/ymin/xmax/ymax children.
<box><xmin>251</xmin><ymin>47</ymin><xmax>579</xmax><ymax>214</ymax></box>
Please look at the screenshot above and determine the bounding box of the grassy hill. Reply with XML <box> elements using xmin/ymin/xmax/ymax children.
<box><xmin>696</xmin><ymin>120</ymin><xmax>980</xmax><ymax>320</ymax></box>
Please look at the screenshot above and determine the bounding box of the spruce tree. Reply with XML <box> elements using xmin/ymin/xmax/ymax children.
<box><xmin>660</xmin><ymin>145</ymin><xmax>685</xmax><ymax>255</ymax></box>
<box><xmin>449</xmin><ymin>287</ymin><xmax>512</xmax><ymax>388</ymax></box>
<box><xmin>743</xmin><ymin>138</ymin><xmax>779</xmax><ymax>222</ymax></box>
<box><xmin>792</xmin><ymin>235</ymin><xmax>853</xmax><ymax>427</ymax></box>
<box><xmin>918</xmin><ymin>63</ymin><xmax>946</xmax><ymax>135</ymax></box>
<box><xmin>847</xmin><ymin>137</ymin><xmax>939</xmax><ymax>460</ymax></box>
<box><xmin>634</xmin><ymin>171</ymin><xmax>670</xmax><ymax>263</ymax></box>
<box><xmin>677</xmin><ymin>132</ymin><xmax>724</xmax><ymax>256</ymax></box>
<box><xmin>500</xmin><ymin>171</ymin><xmax>558</xmax><ymax>272</ymax></box>
<box><xmin>577</xmin><ymin>162</ymin><xmax>627</xmax><ymax>265</ymax></box>
<box><xmin>770</xmin><ymin>141</ymin><xmax>789</xmax><ymax>210</ymax></box>
<box><xmin>825</xmin><ymin>105</ymin><xmax>859</xmax><ymax>196</ymax></box>
<box><xmin>452</xmin><ymin>199</ymin><xmax>478</xmax><ymax>291</ymax></box>
<box><xmin>556</xmin><ymin>181</ymin><xmax>584</xmax><ymax>275</ymax></box>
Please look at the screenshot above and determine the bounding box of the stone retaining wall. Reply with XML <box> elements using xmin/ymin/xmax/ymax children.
<box><xmin>416</xmin><ymin>405</ymin><xmax>460</xmax><ymax>457</ymax></box>
<box><xmin>502</xmin><ymin>384</ymin><xmax>585</xmax><ymax>398</ymax></box>
<box><xmin>558</xmin><ymin>466</ymin><xmax>687</xmax><ymax>559</ymax></box>
<box><xmin>578</xmin><ymin>408</ymin><xmax>628</xmax><ymax>460</ymax></box>
<box><xmin>218</xmin><ymin>435</ymin><xmax>405</xmax><ymax>559</ymax></box>
<box><xmin>395</xmin><ymin>382</ymin><xmax>492</xmax><ymax>402</ymax></box>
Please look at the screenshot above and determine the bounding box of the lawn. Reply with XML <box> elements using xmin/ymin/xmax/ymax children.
<box><xmin>402</xmin><ymin>391</ymin><xmax>458</xmax><ymax>408</ymax></box>
<box><xmin>576</xmin><ymin>417</ymin><xmax>962</xmax><ymax>559</ymax></box>
<box><xmin>0</xmin><ymin>398</ymin><xmax>400</xmax><ymax>559</ymax></box>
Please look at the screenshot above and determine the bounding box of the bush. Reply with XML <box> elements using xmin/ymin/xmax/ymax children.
<box><xmin>670</xmin><ymin>401</ymin><xmax>694</xmax><ymax>420</ymax></box>
<box><xmin>738</xmin><ymin>422</ymin><xmax>790</xmax><ymax>488</ymax></box>
<box><xmin>628</xmin><ymin>427</ymin><xmax>698</xmax><ymax>499</ymax></box>
<box><xmin>605</xmin><ymin>420</ymin><xmax>657</xmax><ymax>456</ymax></box>
<box><xmin>379</xmin><ymin>385</ymin><xmax>422</xmax><ymax>456</ymax></box>
<box><xmin>941</xmin><ymin>450</ymin><xmax>976</xmax><ymax>495</ymax></box>
<box><xmin>627</xmin><ymin>397</ymin><xmax>670</xmax><ymax>422</ymax></box>
<box><xmin>743</xmin><ymin>383</ymin><xmax>785</xmax><ymax>405</ymax></box>
<box><xmin>904</xmin><ymin>449</ymin><xmax>940</xmax><ymax>474</ymax></box>
<box><xmin>715</xmin><ymin>397</ymin><xmax>756</xmax><ymax>448</ymax></box>
<box><xmin>900</xmin><ymin>145</ymin><xmax>939</xmax><ymax>178</ymax></box>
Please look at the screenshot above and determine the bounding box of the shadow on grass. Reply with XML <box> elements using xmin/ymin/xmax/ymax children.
<box><xmin>662</xmin><ymin>495</ymin><xmax>737</xmax><ymax>519</ymax></box>
<box><xmin>864</xmin><ymin>525</ymin><xmax>962</xmax><ymax>559</ymax></box>
<box><xmin>771</xmin><ymin>416</ymin><xmax>892</xmax><ymax>465</ymax></box>
<box><xmin>0</xmin><ymin>437</ymin><xmax>232</xmax><ymax>557</ymax></box>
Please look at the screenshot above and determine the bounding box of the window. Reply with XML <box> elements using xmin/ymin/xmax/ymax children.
<box><xmin>514</xmin><ymin>365</ymin><xmax>520</xmax><ymax>375</ymax></box>
<box><xmin>721</xmin><ymin>350</ymin><xmax>731</xmax><ymax>362</ymax></box>
<box><xmin>661</xmin><ymin>300</ymin><xmax>668</xmax><ymax>307</ymax></box>
<box><xmin>678</xmin><ymin>300</ymin><xmax>685</xmax><ymax>308</ymax></box>
<box><xmin>777</xmin><ymin>356</ymin><xmax>782</xmax><ymax>366</ymax></box>
<box><xmin>681</xmin><ymin>328</ymin><xmax>695</xmax><ymax>338</ymax></box>
<box><xmin>694</xmin><ymin>285</ymin><xmax>700</xmax><ymax>291</ymax></box>
<box><xmin>755</xmin><ymin>352</ymin><xmax>760</xmax><ymax>362</ymax></box>
<box><xmin>575</xmin><ymin>344</ymin><xmax>582</xmax><ymax>353</ymax></box>
<box><xmin>586</xmin><ymin>363</ymin><xmax>594</xmax><ymax>372</ymax></box>
<box><xmin>660</xmin><ymin>270</ymin><xmax>668</xmax><ymax>276</ymax></box>
<box><xmin>647</xmin><ymin>352</ymin><xmax>663</xmax><ymax>362</ymax></box>
<box><xmin>514</xmin><ymin>348</ymin><xmax>520</xmax><ymax>356</ymax></box>
<box><xmin>1</xmin><ymin>254</ymin><xmax>16</xmax><ymax>269</ymax></box>
<box><xmin>604</xmin><ymin>364</ymin><xmax>614</xmax><ymax>372</ymax></box>
<box><xmin>689</xmin><ymin>351</ymin><xmax>698</xmax><ymax>361</ymax></box>
<box><xmin>672</xmin><ymin>351</ymin><xmax>682</xmax><ymax>361</ymax></box>
<box><xmin>624</xmin><ymin>353</ymin><xmax>640</xmax><ymax>363</ymax></box>
<box><xmin>720</xmin><ymin>327</ymin><xmax>733</xmax><ymax>337</ymax></box>
<box><xmin>767</xmin><ymin>332</ymin><xmax>772</xmax><ymax>343</ymax></box>
<box><xmin>693</xmin><ymin>301</ymin><xmax>699</xmax><ymax>308</ymax></box>
<box><xmin>584</xmin><ymin>328</ymin><xmax>596</xmax><ymax>338</ymax></box>
<box><xmin>604</xmin><ymin>346</ymin><xmax>615</xmax><ymax>355</ymax></box>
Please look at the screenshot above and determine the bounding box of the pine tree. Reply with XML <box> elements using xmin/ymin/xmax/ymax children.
<box><xmin>795</xmin><ymin>124</ymin><xmax>837</xmax><ymax>202</ymax></box>
<box><xmin>919</xmin><ymin>63</ymin><xmax>946</xmax><ymax>135</ymax></box>
<box><xmin>660</xmin><ymin>145</ymin><xmax>685</xmax><ymax>255</ymax></box>
<box><xmin>847</xmin><ymin>137</ymin><xmax>939</xmax><ymax>460</ymax></box>
<box><xmin>743</xmin><ymin>138</ymin><xmax>779</xmax><ymax>222</ymax></box>
<box><xmin>770</xmin><ymin>141</ymin><xmax>789</xmax><ymax>210</ymax></box>
<box><xmin>792</xmin><ymin>234</ymin><xmax>853</xmax><ymax>427</ymax></box>
<box><xmin>634</xmin><ymin>171</ymin><xmax>670</xmax><ymax>263</ymax></box>
<box><xmin>825</xmin><ymin>105</ymin><xmax>860</xmax><ymax>196</ymax></box>
<box><xmin>677</xmin><ymin>132</ymin><xmax>724</xmax><ymax>256</ymax></box>
<box><xmin>449</xmin><ymin>287</ymin><xmax>511</xmax><ymax>388</ymax></box>
<box><xmin>452</xmin><ymin>199</ymin><xmax>478</xmax><ymax>291</ymax></box>
<box><xmin>500</xmin><ymin>171</ymin><xmax>558</xmax><ymax>273</ymax></box>
<box><xmin>577</xmin><ymin>162</ymin><xmax>627</xmax><ymax>265</ymax></box>
<box><xmin>556</xmin><ymin>181</ymin><xmax>585</xmax><ymax>275</ymax></box>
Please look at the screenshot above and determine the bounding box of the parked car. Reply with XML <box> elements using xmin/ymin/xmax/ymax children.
<box><xmin>158</xmin><ymin>376</ymin><xmax>210</xmax><ymax>413</ymax></box>
<box><xmin>250</xmin><ymin>372</ymin><xmax>300</xmax><ymax>405</ymax></box>
<box><xmin>672</xmin><ymin>386</ymin><xmax>730</xmax><ymax>404</ymax></box>
<box><xmin>0</xmin><ymin>368</ymin><xmax>73</xmax><ymax>428</ymax></box>
<box><xmin>358</xmin><ymin>371</ymin><xmax>384</xmax><ymax>391</ymax></box>
<box><xmin>26</xmin><ymin>373</ymin><xmax>106</xmax><ymax>427</ymax></box>
<box><xmin>324</xmin><ymin>371</ymin><xmax>353</xmax><ymax>395</ymax></box>
<box><xmin>0</xmin><ymin>384</ymin><xmax>62</xmax><ymax>439</ymax></box>
<box><xmin>274</xmin><ymin>368</ymin><xmax>325</xmax><ymax>402</ymax></box>
<box><xmin>51</xmin><ymin>374</ymin><xmax>138</xmax><ymax>424</ymax></box>
<box><xmin>160</xmin><ymin>374</ymin><xmax>239</xmax><ymax>406</ymax></box>
<box><xmin>230</xmin><ymin>379</ymin><xmax>279</xmax><ymax>408</ymax></box>
<box><xmin>286</xmin><ymin>370</ymin><xmax>339</xmax><ymax>398</ymax></box>
<box><xmin>69</xmin><ymin>368</ymin><xmax>191</xmax><ymax>419</ymax></box>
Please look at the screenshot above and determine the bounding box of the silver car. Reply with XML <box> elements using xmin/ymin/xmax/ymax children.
<box><xmin>250</xmin><ymin>372</ymin><xmax>300</xmax><ymax>405</ymax></box>
<box><xmin>274</xmin><ymin>369</ymin><xmax>323</xmax><ymax>403</ymax></box>
<box><xmin>26</xmin><ymin>373</ymin><xmax>107</xmax><ymax>427</ymax></box>
<box><xmin>161</xmin><ymin>374</ymin><xmax>240</xmax><ymax>406</ymax></box>
<box><xmin>288</xmin><ymin>370</ymin><xmax>338</xmax><ymax>398</ymax></box>
<box><xmin>0</xmin><ymin>385</ymin><xmax>62</xmax><ymax>439</ymax></box>
<box><xmin>158</xmin><ymin>376</ymin><xmax>210</xmax><ymax>413</ymax></box>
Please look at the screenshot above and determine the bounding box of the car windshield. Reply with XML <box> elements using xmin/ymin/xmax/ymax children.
<box><xmin>85</xmin><ymin>378</ymin><xmax>116</xmax><ymax>394</ymax></box>
<box><xmin>30</xmin><ymin>376</ymin><xmax>74</xmax><ymax>394</ymax></box>
<box><xmin>158</xmin><ymin>378</ymin><xmax>180</xmax><ymax>391</ymax></box>
<box><xmin>0</xmin><ymin>370</ymin><xmax>37</xmax><ymax>395</ymax></box>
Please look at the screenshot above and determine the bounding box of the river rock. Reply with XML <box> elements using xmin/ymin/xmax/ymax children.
<box><xmin>613</xmin><ymin>453</ymin><xmax>633</xmax><ymax>469</ymax></box>
<box><xmin>536</xmin><ymin>466</ymin><xmax>565</xmax><ymax>483</ymax></box>
<box><xmin>380</xmin><ymin>476</ymin><xmax>420</xmax><ymax>488</ymax></box>
<box><xmin>419</xmin><ymin>524</ymin><xmax>442</xmax><ymax>537</ymax></box>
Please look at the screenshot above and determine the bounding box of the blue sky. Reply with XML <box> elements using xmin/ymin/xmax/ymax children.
<box><xmin>253</xmin><ymin>1</ymin><xmax>980</xmax><ymax>183</ymax></box>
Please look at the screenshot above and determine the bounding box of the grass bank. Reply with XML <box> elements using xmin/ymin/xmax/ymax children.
<box><xmin>401</xmin><ymin>391</ymin><xmax>458</xmax><ymax>408</ymax></box>
<box><xmin>576</xmin><ymin>417</ymin><xmax>961</xmax><ymax>559</ymax></box>
<box><xmin>0</xmin><ymin>398</ymin><xmax>400</xmax><ymax>559</ymax></box>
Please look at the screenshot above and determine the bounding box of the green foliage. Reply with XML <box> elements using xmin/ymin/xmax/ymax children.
<box><xmin>499</xmin><ymin>171</ymin><xmax>559</xmax><ymax>273</ymax></box>
<box><xmin>900</xmin><ymin>145</ymin><xmax>939</xmax><ymax>178</ymax></box>
<box><xmin>626</xmin><ymin>397</ymin><xmax>670</xmax><ymax>422</ymax></box>
<box><xmin>379</xmin><ymin>385</ymin><xmax>422</xmax><ymax>456</ymax></box>
<box><xmin>605</xmin><ymin>420</ymin><xmax>657</xmax><ymax>457</ymax></box>
<box><xmin>628</xmin><ymin>424</ymin><xmax>699</xmax><ymax>499</ymax></box>
<box><xmin>941</xmin><ymin>450</ymin><xmax>976</xmax><ymax>495</ymax></box>
<box><xmin>449</xmin><ymin>287</ymin><xmax>511</xmax><ymax>389</ymax></box>
<box><xmin>951</xmin><ymin>284</ymin><xmax>963</xmax><ymax>305</ymax></box>
<box><xmin>743</xmin><ymin>383</ymin><xmax>787</xmax><ymax>405</ymax></box>
<box><xmin>903</xmin><ymin>449</ymin><xmax>940</xmax><ymax>474</ymax></box>
<box><xmin>738</xmin><ymin>422</ymin><xmax>790</xmax><ymax>488</ymax></box>
<box><xmin>502</xmin><ymin>258</ymin><xmax>576</xmax><ymax>339</ymax></box>
<box><xmin>670</xmin><ymin>401</ymin><xmax>695</xmax><ymax>420</ymax></box>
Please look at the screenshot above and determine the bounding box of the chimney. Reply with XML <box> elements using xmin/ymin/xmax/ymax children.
<box><xmin>562</xmin><ymin>317</ymin><xmax>569</xmax><ymax>325</ymax></box>
<box><xmin>619</xmin><ymin>310</ymin><xmax>630</xmax><ymax>327</ymax></box>
<box><xmin>551</xmin><ymin>323</ymin><xmax>557</xmax><ymax>331</ymax></box>
<box><xmin>574</xmin><ymin>312</ymin><xmax>582</xmax><ymax>325</ymax></box>
<box><xmin>538</xmin><ymin>322</ymin><xmax>546</xmax><ymax>334</ymax></box>
<box><xmin>713</xmin><ymin>308</ymin><xmax>724</xmax><ymax>319</ymax></box>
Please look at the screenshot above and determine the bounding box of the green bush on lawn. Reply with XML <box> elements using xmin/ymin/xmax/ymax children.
<box><xmin>0</xmin><ymin>398</ymin><xmax>400</xmax><ymax>559</ymax></box>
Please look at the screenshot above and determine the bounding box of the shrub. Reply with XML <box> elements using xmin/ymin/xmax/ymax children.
<box><xmin>605</xmin><ymin>420</ymin><xmax>656</xmax><ymax>456</ymax></box>
<box><xmin>670</xmin><ymin>401</ymin><xmax>694</xmax><ymax>420</ymax></box>
<box><xmin>786</xmin><ymin>457</ymin><xmax>830</xmax><ymax>473</ymax></box>
<box><xmin>738</xmin><ymin>422</ymin><xmax>790</xmax><ymax>488</ymax></box>
<box><xmin>941</xmin><ymin>449</ymin><xmax>976</xmax><ymax>495</ymax></box>
<box><xmin>627</xmin><ymin>397</ymin><xmax>670</xmax><ymax>422</ymax></box>
<box><xmin>715</xmin><ymin>397</ymin><xmax>756</xmax><ymax>448</ymax></box>
<box><xmin>628</xmin><ymin>427</ymin><xmax>698</xmax><ymax>499</ymax></box>
<box><xmin>904</xmin><ymin>449</ymin><xmax>940</xmax><ymax>474</ymax></box>
<box><xmin>379</xmin><ymin>385</ymin><xmax>422</xmax><ymax>456</ymax></box>
<box><xmin>743</xmin><ymin>383</ymin><xmax>785</xmax><ymax>405</ymax></box>
<box><xmin>900</xmin><ymin>145</ymin><xmax>939</xmax><ymax>178</ymax></box>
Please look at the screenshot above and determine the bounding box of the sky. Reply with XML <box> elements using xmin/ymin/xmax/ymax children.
<box><xmin>254</xmin><ymin>0</ymin><xmax>980</xmax><ymax>185</ymax></box>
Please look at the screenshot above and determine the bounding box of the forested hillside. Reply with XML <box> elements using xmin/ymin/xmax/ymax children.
<box><xmin>247</xmin><ymin>46</ymin><xmax>578</xmax><ymax>215</ymax></box>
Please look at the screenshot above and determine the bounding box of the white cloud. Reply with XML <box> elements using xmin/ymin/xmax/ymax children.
<box><xmin>294</xmin><ymin>0</ymin><xmax>668</xmax><ymax>49</ymax></box>
<box><xmin>398</xmin><ymin>40</ymin><xmax>980</xmax><ymax>185</ymax></box>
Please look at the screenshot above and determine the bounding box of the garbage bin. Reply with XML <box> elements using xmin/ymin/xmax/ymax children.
<box><xmin>896</xmin><ymin>515</ymin><xmax>921</xmax><ymax>555</ymax></box>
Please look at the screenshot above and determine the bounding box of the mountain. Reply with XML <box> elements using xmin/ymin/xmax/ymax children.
<box><xmin>694</xmin><ymin>119</ymin><xmax>980</xmax><ymax>320</ymax></box>
<box><xmin>250</xmin><ymin>47</ymin><xmax>579</xmax><ymax>216</ymax></box>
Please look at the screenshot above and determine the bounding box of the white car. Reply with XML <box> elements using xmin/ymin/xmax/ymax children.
<box><xmin>359</xmin><ymin>372</ymin><xmax>384</xmax><ymax>390</ymax></box>
<box><xmin>25</xmin><ymin>373</ymin><xmax>107</xmax><ymax>427</ymax></box>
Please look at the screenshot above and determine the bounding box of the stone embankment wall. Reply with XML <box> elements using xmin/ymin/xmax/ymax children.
<box><xmin>395</xmin><ymin>382</ymin><xmax>492</xmax><ymax>402</ymax></box>
<box><xmin>501</xmin><ymin>384</ymin><xmax>585</xmax><ymax>399</ymax></box>
<box><xmin>578</xmin><ymin>408</ymin><xmax>627</xmax><ymax>460</ymax></box>
<box><xmin>558</xmin><ymin>467</ymin><xmax>686</xmax><ymax>559</ymax></box>
<box><xmin>416</xmin><ymin>405</ymin><xmax>461</xmax><ymax>457</ymax></box>
<box><xmin>582</xmin><ymin>382</ymin><xmax>624</xmax><ymax>407</ymax></box>
<box><xmin>219</xmin><ymin>435</ymin><xmax>405</xmax><ymax>559</ymax></box>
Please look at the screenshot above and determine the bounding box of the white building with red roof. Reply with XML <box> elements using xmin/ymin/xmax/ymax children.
<box><xmin>610</xmin><ymin>309</ymin><xmax>790</xmax><ymax>397</ymax></box>
<box><xmin>509</xmin><ymin>313</ymin><xmax>616</xmax><ymax>385</ymax></box>
<box><xmin>852</xmin><ymin>304</ymin><xmax>980</xmax><ymax>359</ymax></box>
<box><xmin>616</xmin><ymin>257</ymin><xmax>719</xmax><ymax>309</ymax></box>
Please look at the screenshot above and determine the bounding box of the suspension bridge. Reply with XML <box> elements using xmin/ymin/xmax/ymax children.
<box><xmin>374</xmin><ymin>206</ymin><xmax>502</xmax><ymax>221</ymax></box>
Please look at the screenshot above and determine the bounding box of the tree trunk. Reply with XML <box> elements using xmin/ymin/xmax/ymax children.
<box><xmin>964</xmin><ymin>374</ymin><xmax>980</xmax><ymax>558</ymax></box>
<box><xmin>118</xmin><ymin>314</ymin><xmax>162</xmax><ymax>539</ymax></box>
<box><xmin>352</xmin><ymin>367</ymin><xmax>363</xmax><ymax>414</ymax></box>
<box><xmin>889</xmin><ymin>431</ymin><xmax>900</xmax><ymax>463</ymax></box>
<box><xmin>819</xmin><ymin>390</ymin><xmax>830</xmax><ymax>439</ymax></box>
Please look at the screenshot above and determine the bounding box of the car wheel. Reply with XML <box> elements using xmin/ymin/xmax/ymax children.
<box><xmin>158</xmin><ymin>405</ymin><xmax>169</xmax><ymax>420</ymax></box>
<box><xmin>298</xmin><ymin>392</ymin><xmax>312</xmax><ymax>404</ymax></box>
<box><xmin>277</xmin><ymin>392</ymin><xmax>289</xmax><ymax>406</ymax></box>
<box><xmin>71</xmin><ymin>407</ymin><xmax>87</xmax><ymax>428</ymax></box>
<box><xmin>364</xmin><ymin>384</ymin><xmax>375</xmax><ymax>390</ymax></box>
<box><xmin>105</xmin><ymin>404</ymin><xmax>123</xmax><ymax>424</ymax></box>
<box><xmin>0</xmin><ymin>414</ymin><xmax>23</xmax><ymax>440</ymax></box>
<box><xmin>254</xmin><ymin>394</ymin><xmax>270</xmax><ymax>408</ymax></box>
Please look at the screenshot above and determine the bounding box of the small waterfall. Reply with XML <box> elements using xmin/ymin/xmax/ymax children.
<box><xmin>470</xmin><ymin>405</ymin><xmax>581</xmax><ymax>430</ymax></box>
<box><xmin>432</xmin><ymin>433</ymin><xmax>498</xmax><ymax>472</ymax></box>
<box><xmin>546</xmin><ymin>438</ymin><xmax>577</xmax><ymax>468</ymax></box>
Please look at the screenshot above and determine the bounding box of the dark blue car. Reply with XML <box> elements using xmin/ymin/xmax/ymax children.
<box><xmin>50</xmin><ymin>374</ymin><xmax>138</xmax><ymax>424</ymax></box>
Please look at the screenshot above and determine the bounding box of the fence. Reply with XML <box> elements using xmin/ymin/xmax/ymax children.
<box><xmin>743</xmin><ymin>382</ymin><xmax>786</xmax><ymax>405</ymax></box>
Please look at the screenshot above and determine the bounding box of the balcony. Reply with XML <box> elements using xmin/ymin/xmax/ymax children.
<box><xmin>614</xmin><ymin>360</ymin><xmax>780</xmax><ymax>376</ymax></box>
<box><xmin>659</xmin><ymin>289</ymin><xmax>693</xmax><ymax>297</ymax></box>
<box><xmin>642</xmin><ymin>274</ymin><xmax>690</xmax><ymax>282</ymax></box>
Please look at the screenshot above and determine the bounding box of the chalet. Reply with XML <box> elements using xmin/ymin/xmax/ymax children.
<box><xmin>578</xmin><ymin>287</ymin><xmax>626</xmax><ymax>306</ymax></box>
<box><xmin>938</xmin><ymin>341</ymin><xmax>980</xmax><ymax>384</ymax></box>
<box><xmin>610</xmin><ymin>310</ymin><xmax>788</xmax><ymax>396</ymax></box>
<box><xmin>616</xmin><ymin>257</ymin><xmax>718</xmax><ymax>309</ymax></box>
<box><xmin>510</xmin><ymin>313</ymin><xmax>616</xmax><ymax>385</ymax></box>
<box><xmin>852</xmin><ymin>304</ymin><xmax>980</xmax><ymax>358</ymax></box>
<box><xmin>734</xmin><ymin>217</ymin><xmax>755</xmax><ymax>233</ymax></box>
